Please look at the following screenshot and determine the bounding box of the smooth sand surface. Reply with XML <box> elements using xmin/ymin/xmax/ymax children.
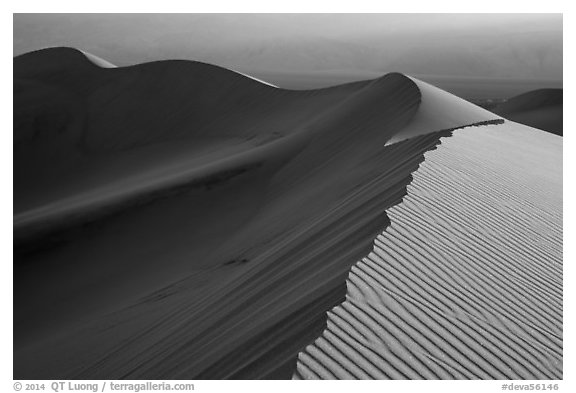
<box><xmin>80</xmin><ymin>49</ymin><xmax>118</xmax><ymax>68</ymax></box>
<box><xmin>296</xmin><ymin>122</ymin><xmax>562</xmax><ymax>379</ymax></box>
<box><xmin>386</xmin><ymin>77</ymin><xmax>501</xmax><ymax>144</ymax></box>
<box><xmin>14</xmin><ymin>48</ymin><xmax>559</xmax><ymax>380</ymax></box>
<box><xmin>493</xmin><ymin>89</ymin><xmax>562</xmax><ymax>136</ymax></box>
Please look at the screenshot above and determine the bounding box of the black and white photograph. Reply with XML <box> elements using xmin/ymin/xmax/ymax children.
<box><xmin>8</xmin><ymin>5</ymin><xmax>571</xmax><ymax>389</ymax></box>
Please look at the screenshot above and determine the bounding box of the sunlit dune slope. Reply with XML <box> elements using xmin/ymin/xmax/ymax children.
<box><xmin>80</xmin><ymin>49</ymin><xmax>118</xmax><ymax>68</ymax></box>
<box><xmin>387</xmin><ymin>77</ymin><xmax>501</xmax><ymax>144</ymax></box>
<box><xmin>15</xmin><ymin>47</ymin><xmax>503</xmax><ymax>379</ymax></box>
<box><xmin>493</xmin><ymin>89</ymin><xmax>562</xmax><ymax>136</ymax></box>
<box><xmin>296</xmin><ymin>122</ymin><xmax>562</xmax><ymax>379</ymax></box>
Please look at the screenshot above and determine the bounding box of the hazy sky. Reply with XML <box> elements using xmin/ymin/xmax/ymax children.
<box><xmin>13</xmin><ymin>14</ymin><xmax>562</xmax><ymax>80</ymax></box>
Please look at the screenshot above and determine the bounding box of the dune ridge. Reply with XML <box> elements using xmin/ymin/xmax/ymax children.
<box><xmin>15</xmin><ymin>48</ymin><xmax>509</xmax><ymax>379</ymax></box>
<box><xmin>296</xmin><ymin>121</ymin><xmax>562</xmax><ymax>379</ymax></box>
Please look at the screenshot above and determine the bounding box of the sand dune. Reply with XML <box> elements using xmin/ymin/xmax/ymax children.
<box><xmin>493</xmin><ymin>89</ymin><xmax>562</xmax><ymax>136</ymax></box>
<box><xmin>13</xmin><ymin>48</ymin><xmax>559</xmax><ymax>380</ymax></box>
<box><xmin>296</xmin><ymin>122</ymin><xmax>562</xmax><ymax>379</ymax></box>
<box><xmin>387</xmin><ymin>77</ymin><xmax>501</xmax><ymax>144</ymax></box>
<box><xmin>80</xmin><ymin>50</ymin><xmax>118</xmax><ymax>68</ymax></box>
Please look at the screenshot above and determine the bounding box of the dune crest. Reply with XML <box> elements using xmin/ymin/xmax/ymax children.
<box><xmin>386</xmin><ymin>77</ymin><xmax>503</xmax><ymax>144</ymax></box>
<box><xmin>80</xmin><ymin>50</ymin><xmax>118</xmax><ymax>68</ymax></box>
<box><xmin>15</xmin><ymin>47</ymin><xmax>507</xmax><ymax>379</ymax></box>
<box><xmin>296</xmin><ymin>122</ymin><xmax>562</xmax><ymax>379</ymax></box>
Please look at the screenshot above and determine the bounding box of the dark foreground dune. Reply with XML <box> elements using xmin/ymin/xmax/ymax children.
<box><xmin>14</xmin><ymin>48</ymin><xmax>561</xmax><ymax>380</ymax></box>
<box><xmin>493</xmin><ymin>89</ymin><xmax>562</xmax><ymax>136</ymax></box>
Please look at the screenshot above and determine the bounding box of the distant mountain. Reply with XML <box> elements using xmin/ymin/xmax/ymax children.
<box><xmin>14</xmin><ymin>14</ymin><xmax>562</xmax><ymax>80</ymax></box>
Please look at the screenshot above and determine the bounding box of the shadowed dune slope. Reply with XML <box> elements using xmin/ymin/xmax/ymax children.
<box><xmin>493</xmin><ymin>89</ymin><xmax>562</xmax><ymax>136</ymax></box>
<box><xmin>14</xmin><ymin>48</ymin><xmax>502</xmax><ymax>379</ymax></box>
<box><xmin>296</xmin><ymin>122</ymin><xmax>562</xmax><ymax>379</ymax></box>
